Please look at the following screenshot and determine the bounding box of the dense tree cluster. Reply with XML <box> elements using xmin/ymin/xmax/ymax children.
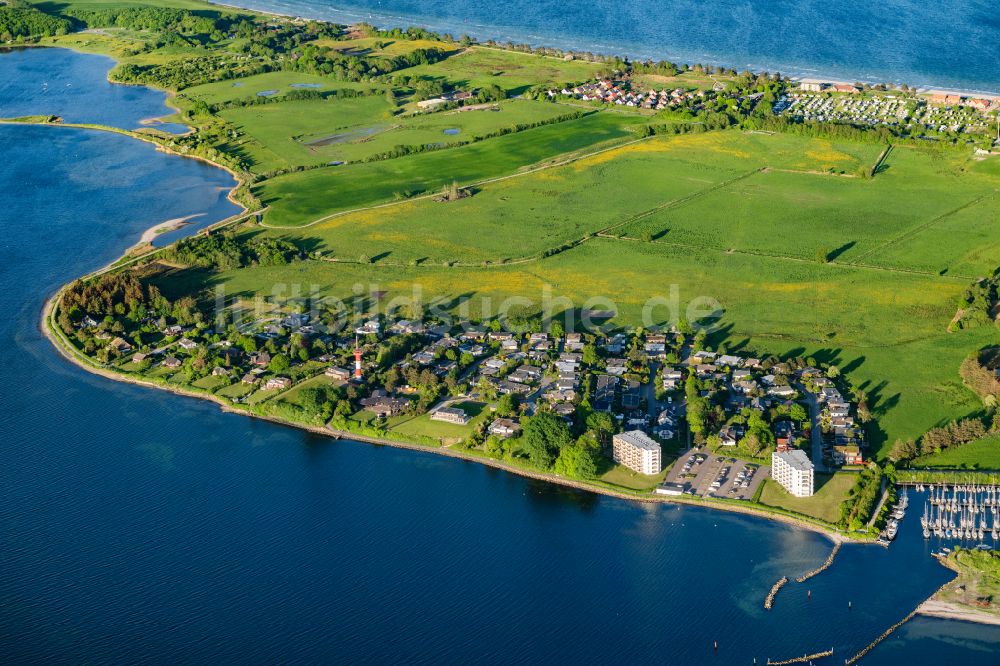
<box><xmin>66</xmin><ymin>6</ymin><xmax>225</xmax><ymax>37</ymax></box>
<box><xmin>265</xmin><ymin>383</ymin><xmax>351</xmax><ymax>425</ymax></box>
<box><xmin>950</xmin><ymin>273</ymin><xmax>999</xmax><ymax>331</ymax></box>
<box><xmin>61</xmin><ymin>272</ymin><xmax>158</xmax><ymax>319</ymax></box>
<box><xmin>287</xmin><ymin>43</ymin><xmax>447</xmax><ymax>82</ymax></box>
<box><xmin>163</xmin><ymin>232</ymin><xmax>301</xmax><ymax>270</ymax></box>
<box><xmin>113</xmin><ymin>55</ymin><xmax>275</xmax><ymax>90</ymax></box>
<box><xmin>0</xmin><ymin>2</ymin><xmax>73</xmax><ymax>40</ymax></box>
<box><xmin>960</xmin><ymin>350</ymin><xmax>1000</xmax><ymax>401</ymax></box>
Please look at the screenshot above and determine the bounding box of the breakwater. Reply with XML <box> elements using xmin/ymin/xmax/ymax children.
<box><xmin>766</xmin><ymin>648</ymin><xmax>834</xmax><ymax>665</ymax></box>
<box><xmin>844</xmin><ymin>609</ymin><xmax>919</xmax><ymax>664</ymax></box>
<box><xmin>796</xmin><ymin>543</ymin><xmax>842</xmax><ymax>583</ymax></box>
<box><xmin>764</xmin><ymin>577</ymin><xmax>789</xmax><ymax>610</ymax></box>
<box><xmin>844</xmin><ymin>575</ymin><xmax>957</xmax><ymax>665</ymax></box>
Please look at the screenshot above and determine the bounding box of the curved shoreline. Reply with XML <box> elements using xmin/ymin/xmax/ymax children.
<box><xmin>39</xmin><ymin>277</ymin><xmax>859</xmax><ymax>545</ymax></box>
<box><xmin>7</xmin><ymin>29</ymin><xmax>998</xmax><ymax>666</ymax></box>
<box><xmin>916</xmin><ymin>599</ymin><xmax>1000</xmax><ymax>627</ymax></box>
<box><xmin>18</xmin><ymin>100</ymin><xmax>861</xmax><ymax>544</ymax></box>
<box><xmin>13</xmin><ymin>104</ymin><xmax>859</xmax><ymax>544</ymax></box>
<box><xmin>209</xmin><ymin>1</ymin><xmax>1000</xmax><ymax>98</ymax></box>
<box><xmin>0</xmin><ymin>117</ymin><xmax>249</xmax><ymax>208</ymax></box>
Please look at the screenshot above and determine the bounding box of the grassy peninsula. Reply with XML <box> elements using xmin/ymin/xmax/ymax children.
<box><xmin>4</xmin><ymin>0</ymin><xmax>1000</xmax><ymax>538</ymax></box>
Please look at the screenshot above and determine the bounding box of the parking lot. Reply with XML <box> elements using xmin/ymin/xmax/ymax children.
<box><xmin>659</xmin><ymin>447</ymin><xmax>769</xmax><ymax>500</ymax></box>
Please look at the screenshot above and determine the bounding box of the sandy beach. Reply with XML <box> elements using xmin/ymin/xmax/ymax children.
<box><xmin>138</xmin><ymin>214</ymin><xmax>203</xmax><ymax>245</ymax></box>
<box><xmin>916</xmin><ymin>599</ymin><xmax>1000</xmax><ymax>626</ymax></box>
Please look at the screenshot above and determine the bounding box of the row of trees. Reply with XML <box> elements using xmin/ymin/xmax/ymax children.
<box><xmin>838</xmin><ymin>464</ymin><xmax>883</xmax><ymax>531</ymax></box>
<box><xmin>891</xmin><ymin>415</ymin><xmax>1000</xmax><ymax>462</ymax></box>
<box><xmin>360</xmin><ymin>110</ymin><xmax>583</xmax><ymax>164</ymax></box>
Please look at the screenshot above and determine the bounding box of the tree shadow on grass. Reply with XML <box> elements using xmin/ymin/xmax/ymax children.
<box><xmin>826</xmin><ymin>241</ymin><xmax>856</xmax><ymax>261</ymax></box>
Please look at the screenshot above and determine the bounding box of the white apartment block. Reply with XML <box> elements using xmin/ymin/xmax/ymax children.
<box><xmin>612</xmin><ymin>431</ymin><xmax>662</xmax><ymax>475</ymax></box>
<box><xmin>771</xmin><ymin>449</ymin><xmax>815</xmax><ymax>497</ymax></box>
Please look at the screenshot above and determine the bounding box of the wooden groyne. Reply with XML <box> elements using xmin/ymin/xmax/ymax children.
<box><xmin>796</xmin><ymin>542</ymin><xmax>842</xmax><ymax>582</ymax></box>
<box><xmin>764</xmin><ymin>577</ymin><xmax>789</xmax><ymax>609</ymax></box>
<box><xmin>766</xmin><ymin>648</ymin><xmax>833</xmax><ymax>665</ymax></box>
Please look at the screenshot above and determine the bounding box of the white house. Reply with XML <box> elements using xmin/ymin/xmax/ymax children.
<box><xmin>771</xmin><ymin>449</ymin><xmax>814</xmax><ymax>497</ymax></box>
<box><xmin>612</xmin><ymin>431</ymin><xmax>662</xmax><ymax>475</ymax></box>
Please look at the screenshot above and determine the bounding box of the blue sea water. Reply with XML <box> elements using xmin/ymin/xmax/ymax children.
<box><xmin>2</xmin><ymin>46</ymin><xmax>1000</xmax><ymax>663</ymax></box>
<box><xmin>0</xmin><ymin>47</ymin><xmax>187</xmax><ymax>129</ymax></box>
<box><xmin>224</xmin><ymin>0</ymin><xmax>1000</xmax><ymax>94</ymax></box>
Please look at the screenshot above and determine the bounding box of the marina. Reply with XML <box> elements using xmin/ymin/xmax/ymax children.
<box><xmin>917</xmin><ymin>484</ymin><xmax>1000</xmax><ymax>545</ymax></box>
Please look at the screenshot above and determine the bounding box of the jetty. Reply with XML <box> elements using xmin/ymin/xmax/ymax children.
<box><xmin>845</xmin><ymin>573</ymin><xmax>959</xmax><ymax>664</ymax></box>
<box><xmin>766</xmin><ymin>648</ymin><xmax>833</xmax><ymax>665</ymax></box>
<box><xmin>844</xmin><ymin>609</ymin><xmax>918</xmax><ymax>664</ymax></box>
<box><xmin>764</xmin><ymin>577</ymin><xmax>789</xmax><ymax>609</ymax></box>
<box><xmin>796</xmin><ymin>542</ymin><xmax>841</xmax><ymax>583</ymax></box>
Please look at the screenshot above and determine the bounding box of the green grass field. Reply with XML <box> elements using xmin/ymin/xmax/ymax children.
<box><xmin>179</xmin><ymin>71</ymin><xmax>383</xmax><ymax>106</ymax></box>
<box><xmin>259</xmin><ymin>132</ymin><xmax>897</xmax><ymax>264</ymax></box>
<box><xmin>219</xmin><ymin>95</ymin><xmax>395</xmax><ymax>172</ymax></box>
<box><xmin>911</xmin><ymin>436</ymin><xmax>1000</xmax><ymax>470</ymax></box>
<box><xmin>599</xmin><ymin>465</ymin><xmax>669</xmax><ymax>491</ymax></box>
<box><xmin>274</xmin><ymin>373</ymin><xmax>342</xmax><ymax>405</ymax></box>
<box><xmin>758</xmin><ymin>473</ymin><xmax>856</xmax><ymax>523</ymax></box>
<box><xmin>399</xmin><ymin>46</ymin><xmax>606</xmax><ymax>96</ymax></box>
<box><xmin>312</xmin><ymin>36</ymin><xmax>455</xmax><ymax>60</ymax></box>
<box><xmin>221</xmin><ymin>97</ymin><xmax>571</xmax><ymax>173</ymax></box>
<box><xmin>254</xmin><ymin>111</ymin><xmax>641</xmax><ymax>226</ymax></box>
<box><xmin>387</xmin><ymin>401</ymin><xmax>489</xmax><ymax>442</ymax></box>
<box><xmin>633</xmin><ymin>70</ymin><xmax>741</xmax><ymax>91</ymax></box>
<box><xmin>216</xmin><ymin>381</ymin><xmax>257</xmax><ymax>399</ymax></box>
<box><xmin>191</xmin><ymin>374</ymin><xmax>231</xmax><ymax>391</ymax></box>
